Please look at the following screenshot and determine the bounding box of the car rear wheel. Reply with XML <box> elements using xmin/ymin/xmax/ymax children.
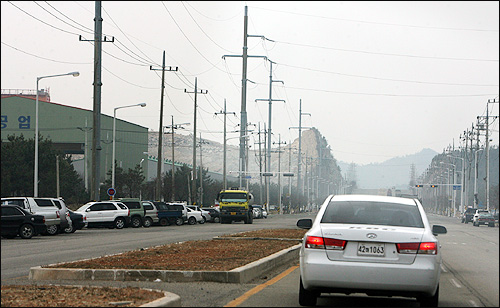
<box><xmin>19</xmin><ymin>224</ymin><xmax>35</xmax><ymax>239</ymax></box>
<box><xmin>63</xmin><ymin>224</ymin><xmax>74</xmax><ymax>234</ymax></box>
<box><xmin>159</xmin><ymin>218</ymin><xmax>169</xmax><ymax>226</ymax></box>
<box><xmin>299</xmin><ymin>277</ymin><xmax>318</xmax><ymax>306</ymax></box>
<box><xmin>213</xmin><ymin>217</ymin><xmax>220</xmax><ymax>223</ymax></box>
<box><xmin>143</xmin><ymin>217</ymin><xmax>153</xmax><ymax>228</ymax></box>
<box><xmin>188</xmin><ymin>216</ymin><xmax>196</xmax><ymax>225</ymax></box>
<box><xmin>114</xmin><ymin>217</ymin><xmax>126</xmax><ymax>229</ymax></box>
<box><xmin>175</xmin><ymin>217</ymin><xmax>183</xmax><ymax>226</ymax></box>
<box><xmin>418</xmin><ymin>285</ymin><xmax>439</xmax><ymax>307</ymax></box>
<box><xmin>131</xmin><ymin>216</ymin><xmax>142</xmax><ymax>228</ymax></box>
<box><xmin>199</xmin><ymin>217</ymin><xmax>205</xmax><ymax>224</ymax></box>
<box><xmin>46</xmin><ymin>225</ymin><xmax>59</xmax><ymax>235</ymax></box>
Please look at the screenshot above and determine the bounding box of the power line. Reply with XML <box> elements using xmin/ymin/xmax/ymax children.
<box><xmin>8</xmin><ymin>1</ymin><xmax>80</xmax><ymax>36</ymax></box>
<box><xmin>102</xmin><ymin>5</ymin><xmax>160</xmax><ymax>66</ymax></box>
<box><xmin>249</xmin><ymin>5</ymin><xmax>499</xmax><ymax>32</ymax></box>
<box><xmin>277</xmin><ymin>62</ymin><xmax>499</xmax><ymax>87</ymax></box>
<box><xmin>274</xmin><ymin>39</ymin><xmax>499</xmax><ymax>63</ymax></box>
<box><xmin>180</xmin><ymin>1</ymin><xmax>237</xmax><ymax>53</ymax></box>
<box><xmin>44</xmin><ymin>1</ymin><xmax>95</xmax><ymax>34</ymax></box>
<box><xmin>183</xmin><ymin>1</ymin><xmax>242</xmax><ymax>22</ymax></box>
<box><xmin>161</xmin><ymin>1</ymin><xmax>228</xmax><ymax>74</ymax></box>
<box><xmin>1</xmin><ymin>41</ymin><xmax>92</xmax><ymax>65</ymax></box>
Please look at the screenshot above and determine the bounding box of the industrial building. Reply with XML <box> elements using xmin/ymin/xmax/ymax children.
<box><xmin>1</xmin><ymin>89</ymin><xmax>149</xmax><ymax>190</ymax></box>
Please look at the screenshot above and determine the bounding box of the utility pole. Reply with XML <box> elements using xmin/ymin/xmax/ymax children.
<box><xmin>164</xmin><ymin>116</ymin><xmax>189</xmax><ymax>201</ymax></box>
<box><xmin>215</xmin><ymin>99</ymin><xmax>236</xmax><ymax>190</ymax></box>
<box><xmin>76</xmin><ymin>118</ymin><xmax>92</xmax><ymax>192</ymax></box>
<box><xmin>150</xmin><ymin>51</ymin><xmax>178</xmax><ymax>201</ymax></box>
<box><xmin>79</xmin><ymin>1</ymin><xmax>114</xmax><ymax>201</ymax></box>
<box><xmin>256</xmin><ymin>60</ymin><xmax>285</xmax><ymax>209</ymax></box>
<box><xmin>477</xmin><ymin>99</ymin><xmax>499</xmax><ymax>211</ymax></box>
<box><xmin>223</xmin><ymin>6</ymin><xmax>270</xmax><ymax>189</ymax></box>
<box><xmin>273</xmin><ymin>134</ymin><xmax>286</xmax><ymax>214</ymax></box>
<box><xmin>198</xmin><ymin>134</ymin><xmax>209</xmax><ymax>206</ymax></box>
<box><xmin>253</xmin><ymin>122</ymin><xmax>266</xmax><ymax>203</ymax></box>
<box><xmin>290</xmin><ymin>99</ymin><xmax>311</xmax><ymax>200</ymax></box>
<box><xmin>184</xmin><ymin>77</ymin><xmax>208</xmax><ymax>204</ymax></box>
<box><xmin>288</xmin><ymin>141</ymin><xmax>293</xmax><ymax>212</ymax></box>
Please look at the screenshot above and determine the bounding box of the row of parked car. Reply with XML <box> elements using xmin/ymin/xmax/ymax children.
<box><xmin>1</xmin><ymin>197</ymin><xmax>222</xmax><ymax>239</ymax></box>
<box><xmin>461</xmin><ymin>207</ymin><xmax>497</xmax><ymax>227</ymax></box>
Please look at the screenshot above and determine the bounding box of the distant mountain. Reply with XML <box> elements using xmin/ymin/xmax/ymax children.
<box><xmin>338</xmin><ymin>148</ymin><xmax>439</xmax><ymax>189</ymax></box>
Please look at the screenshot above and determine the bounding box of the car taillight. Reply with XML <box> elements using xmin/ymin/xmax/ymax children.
<box><xmin>305</xmin><ymin>236</ymin><xmax>347</xmax><ymax>250</ymax></box>
<box><xmin>56</xmin><ymin>211</ymin><xmax>60</xmax><ymax>218</ymax></box>
<box><xmin>128</xmin><ymin>209</ymin><xmax>130</xmax><ymax>216</ymax></box>
<box><xmin>397</xmin><ymin>242</ymin><xmax>437</xmax><ymax>255</ymax></box>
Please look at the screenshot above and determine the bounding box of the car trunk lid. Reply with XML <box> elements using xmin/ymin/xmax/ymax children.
<box><xmin>320</xmin><ymin>224</ymin><xmax>425</xmax><ymax>264</ymax></box>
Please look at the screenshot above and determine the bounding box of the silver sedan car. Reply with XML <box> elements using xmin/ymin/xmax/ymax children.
<box><xmin>297</xmin><ymin>194</ymin><xmax>447</xmax><ymax>307</ymax></box>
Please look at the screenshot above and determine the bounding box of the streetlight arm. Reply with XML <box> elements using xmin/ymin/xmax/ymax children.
<box><xmin>37</xmin><ymin>72</ymin><xmax>80</xmax><ymax>81</ymax></box>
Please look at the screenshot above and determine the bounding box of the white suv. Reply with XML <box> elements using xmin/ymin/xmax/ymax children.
<box><xmin>76</xmin><ymin>201</ymin><xmax>130</xmax><ymax>229</ymax></box>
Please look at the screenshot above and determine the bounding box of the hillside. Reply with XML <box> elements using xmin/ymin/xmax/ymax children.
<box><xmin>149</xmin><ymin>131</ymin><xmax>440</xmax><ymax>190</ymax></box>
<box><xmin>338</xmin><ymin>148</ymin><xmax>439</xmax><ymax>189</ymax></box>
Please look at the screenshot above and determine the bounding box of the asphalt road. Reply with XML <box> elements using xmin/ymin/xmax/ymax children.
<box><xmin>1</xmin><ymin>212</ymin><xmax>498</xmax><ymax>307</ymax></box>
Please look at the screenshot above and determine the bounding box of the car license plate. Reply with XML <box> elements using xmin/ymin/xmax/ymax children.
<box><xmin>357</xmin><ymin>242</ymin><xmax>385</xmax><ymax>257</ymax></box>
<box><xmin>231</xmin><ymin>212</ymin><xmax>236</xmax><ymax>215</ymax></box>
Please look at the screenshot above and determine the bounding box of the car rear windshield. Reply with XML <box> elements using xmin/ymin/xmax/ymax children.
<box><xmin>321</xmin><ymin>200</ymin><xmax>424</xmax><ymax>228</ymax></box>
<box><xmin>121</xmin><ymin>201</ymin><xmax>141</xmax><ymax>209</ymax></box>
<box><xmin>34</xmin><ymin>199</ymin><xmax>56</xmax><ymax>207</ymax></box>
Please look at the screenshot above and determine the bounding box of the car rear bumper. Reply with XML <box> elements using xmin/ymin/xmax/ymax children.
<box><xmin>300</xmin><ymin>248</ymin><xmax>440</xmax><ymax>297</ymax></box>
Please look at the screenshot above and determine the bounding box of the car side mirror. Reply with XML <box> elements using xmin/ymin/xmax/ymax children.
<box><xmin>432</xmin><ymin>225</ymin><xmax>447</xmax><ymax>235</ymax></box>
<box><xmin>297</xmin><ymin>218</ymin><xmax>313</xmax><ymax>229</ymax></box>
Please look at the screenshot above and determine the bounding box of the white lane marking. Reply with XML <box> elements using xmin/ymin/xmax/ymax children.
<box><xmin>440</xmin><ymin>264</ymin><xmax>447</xmax><ymax>272</ymax></box>
<box><xmin>468</xmin><ymin>299</ymin><xmax>479</xmax><ymax>307</ymax></box>
<box><xmin>450</xmin><ymin>278</ymin><xmax>462</xmax><ymax>288</ymax></box>
<box><xmin>461</xmin><ymin>242</ymin><xmax>467</xmax><ymax>245</ymax></box>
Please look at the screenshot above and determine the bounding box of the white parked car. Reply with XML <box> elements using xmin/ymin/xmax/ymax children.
<box><xmin>297</xmin><ymin>194</ymin><xmax>447</xmax><ymax>307</ymax></box>
<box><xmin>186</xmin><ymin>206</ymin><xmax>205</xmax><ymax>225</ymax></box>
<box><xmin>188</xmin><ymin>206</ymin><xmax>211</xmax><ymax>223</ymax></box>
<box><xmin>76</xmin><ymin>201</ymin><xmax>130</xmax><ymax>229</ymax></box>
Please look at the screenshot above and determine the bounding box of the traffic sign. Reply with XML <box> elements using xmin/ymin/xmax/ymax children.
<box><xmin>107</xmin><ymin>188</ymin><xmax>116</xmax><ymax>197</ymax></box>
<box><xmin>453</xmin><ymin>185</ymin><xmax>461</xmax><ymax>190</ymax></box>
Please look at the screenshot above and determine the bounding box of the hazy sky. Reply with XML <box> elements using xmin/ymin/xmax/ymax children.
<box><xmin>1</xmin><ymin>1</ymin><xmax>498</xmax><ymax>165</ymax></box>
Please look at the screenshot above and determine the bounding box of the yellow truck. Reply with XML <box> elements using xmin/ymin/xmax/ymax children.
<box><xmin>217</xmin><ymin>189</ymin><xmax>253</xmax><ymax>224</ymax></box>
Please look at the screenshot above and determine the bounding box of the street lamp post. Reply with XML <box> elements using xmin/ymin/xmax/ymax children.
<box><xmin>440</xmin><ymin>161</ymin><xmax>456</xmax><ymax>217</ymax></box>
<box><xmin>112</xmin><ymin>103</ymin><xmax>146</xmax><ymax>194</ymax></box>
<box><xmin>34</xmin><ymin>71</ymin><xmax>79</xmax><ymax>197</ymax></box>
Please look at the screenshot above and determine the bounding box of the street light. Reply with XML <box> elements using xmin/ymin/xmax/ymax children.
<box><xmin>34</xmin><ymin>71</ymin><xmax>79</xmax><ymax>197</ymax></box>
<box><xmin>112</xmin><ymin>103</ymin><xmax>147</xmax><ymax>192</ymax></box>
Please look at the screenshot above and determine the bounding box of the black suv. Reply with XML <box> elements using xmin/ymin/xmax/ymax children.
<box><xmin>461</xmin><ymin>207</ymin><xmax>476</xmax><ymax>224</ymax></box>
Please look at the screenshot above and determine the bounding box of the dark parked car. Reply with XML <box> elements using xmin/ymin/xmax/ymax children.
<box><xmin>1</xmin><ymin>205</ymin><xmax>47</xmax><ymax>239</ymax></box>
<box><xmin>203</xmin><ymin>207</ymin><xmax>220</xmax><ymax>223</ymax></box>
<box><xmin>62</xmin><ymin>209</ymin><xmax>87</xmax><ymax>233</ymax></box>
<box><xmin>461</xmin><ymin>207</ymin><xmax>476</xmax><ymax>224</ymax></box>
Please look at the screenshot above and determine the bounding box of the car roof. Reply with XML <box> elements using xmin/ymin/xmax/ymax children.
<box><xmin>330</xmin><ymin>194</ymin><xmax>418</xmax><ymax>206</ymax></box>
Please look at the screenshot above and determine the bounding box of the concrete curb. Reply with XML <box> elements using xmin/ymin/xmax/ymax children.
<box><xmin>139</xmin><ymin>290</ymin><xmax>181</xmax><ymax>307</ymax></box>
<box><xmin>29</xmin><ymin>243</ymin><xmax>301</xmax><ymax>284</ymax></box>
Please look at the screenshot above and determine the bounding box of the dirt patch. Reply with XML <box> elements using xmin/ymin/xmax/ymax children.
<box><xmin>221</xmin><ymin>228</ymin><xmax>307</xmax><ymax>239</ymax></box>
<box><xmin>46</xmin><ymin>239</ymin><xmax>297</xmax><ymax>271</ymax></box>
<box><xmin>0</xmin><ymin>285</ymin><xmax>165</xmax><ymax>307</ymax></box>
